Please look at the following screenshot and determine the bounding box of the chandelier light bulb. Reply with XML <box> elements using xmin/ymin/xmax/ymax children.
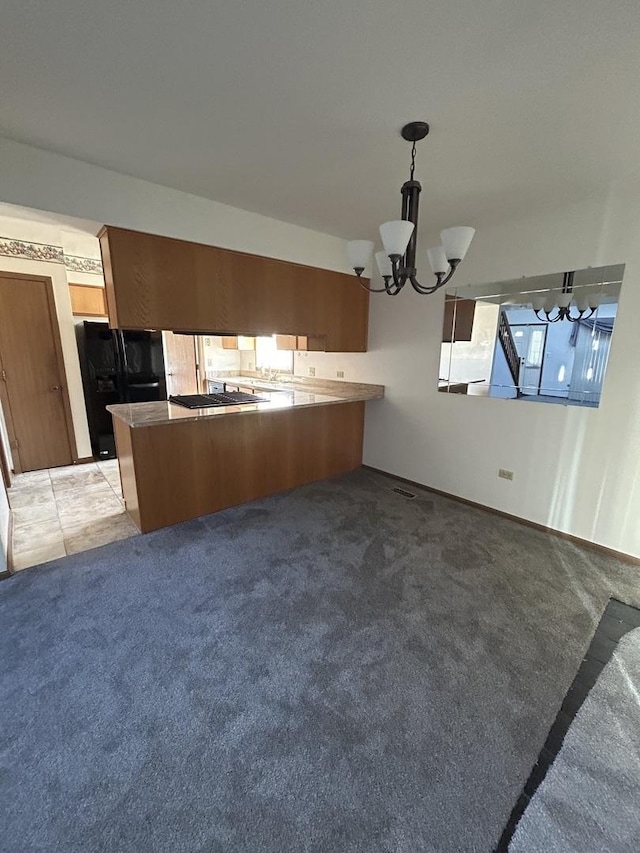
<box><xmin>379</xmin><ymin>221</ymin><xmax>414</xmax><ymax>258</ymax></box>
<box><xmin>440</xmin><ymin>227</ymin><xmax>476</xmax><ymax>261</ymax></box>
<box><xmin>375</xmin><ymin>251</ymin><xmax>393</xmax><ymax>277</ymax></box>
<box><xmin>347</xmin><ymin>240</ymin><xmax>374</xmax><ymax>273</ymax></box>
<box><xmin>427</xmin><ymin>246</ymin><xmax>449</xmax><ymax>275</ymax></box>
<box><xmin>531</xmin><ymin>295</ymin><xmax>546</xmax><ymax>311</ymax></box>
<box><xmin>576</xmin><ymin>292</ymin><xmax>590</xmax><ymax>312</ymax></box>
<box><xmin>557</xmin><ymin>292</ymin><xmax>572</xmax><ymax>308</ymax></box>
<box><xmin>588</xmin><ymin>292</ymin><xmax>603</xmax><ymax>309</ymax></box>
<box><xmin>544</xmin><ymin>292</ymin><xmax>557</xmax><ymax>313</ymax></box>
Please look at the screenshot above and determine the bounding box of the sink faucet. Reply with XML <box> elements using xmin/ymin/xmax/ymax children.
<box><xmin>259</xmin><ymin>367</ymin><xmax>279</xmax><ymax>381</ymax></box>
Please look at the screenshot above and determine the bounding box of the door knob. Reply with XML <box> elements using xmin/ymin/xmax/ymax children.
<box><xmin>50</xmin><ymin>385</ymin><xmax>61</xmax><ymax>391</ymax></box>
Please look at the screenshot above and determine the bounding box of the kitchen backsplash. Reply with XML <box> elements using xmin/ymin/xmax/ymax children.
<box><xmin>201</xmin><ymin>337</ymin><xmax>241</xmax><ymax>373</ymax></box>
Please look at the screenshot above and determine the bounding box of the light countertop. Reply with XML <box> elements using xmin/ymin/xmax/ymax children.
<box><xmin>107</xmin><ymin>380</ymin><xmax>383</xmax><ymax>428</ymax></box>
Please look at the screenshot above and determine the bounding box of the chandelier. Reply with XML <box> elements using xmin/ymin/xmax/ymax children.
<box><xmin>531</xmin><ymin>271</ymin><xmax>602</xmax><ymax>322</ymax></box>
<box><xmin>347</xmin><ymin>121</ymin><xmax>475</xmax><ymax>295</ymax></box>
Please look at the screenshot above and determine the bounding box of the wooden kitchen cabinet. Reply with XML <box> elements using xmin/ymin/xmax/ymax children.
<box><xmin>99</xmin><ymin>226</ymin><xmax>369</xmax><ymax>352</ymax></box>
<box><xmin>69</xmin><ymin>283</ymin><xmax>107</xmax><ymax>317</ymax></box>
<box><xmin>222</xmin><ymin>336</ymin><xmax>255</xmax><ymax>350</ymax></box>
<box><xmin>275</xmin><ymin>334</ymin><xmax>297</xmax><ymax>350</ymax></box>
<box><xmin>442</xmin><ymin>296</ymin><xmax>476</xmax><ymax>343</ymax></box>
<box><xmin>275</xmin><ymin>334</ymin><xmax>325</xmax><ymax>351</ymax></box>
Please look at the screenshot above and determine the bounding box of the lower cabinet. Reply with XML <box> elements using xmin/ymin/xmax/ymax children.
<box><xmin>112</xmin><ymin>401</ymin><xmax>366</xmax><ymax>532</ymax></box>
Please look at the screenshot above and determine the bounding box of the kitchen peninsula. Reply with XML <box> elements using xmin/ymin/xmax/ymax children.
<box><xmin>107</xmin><ymin>378</ymin><xmax>383</xmax><ymax>532</ymax></box>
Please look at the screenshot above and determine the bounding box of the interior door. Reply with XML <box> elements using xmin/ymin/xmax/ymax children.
<box><xmin>162</xmin><ymin>332</ymin><xmax>198</xmax><ymax>396</ymax></box>
<box><xmin>568</xmin><ymin>323</ymin><xmax>611</xmax><ymax>405</ymax></box>
<box><xmin>0</xmin><ymin>273</ymin><xmax>75</xmax><ymax>472</ymax></box>
<box><xmin>511</xmin><ymin>324</ymin><xmax>547</xmax><ymax>395</ymax></box>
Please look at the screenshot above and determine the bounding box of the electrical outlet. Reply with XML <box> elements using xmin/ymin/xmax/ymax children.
<box><xmin>336</xmin><ymin>370</ymin><xmax>344</xmax><ymax>378</ymax></box>
<box><xmin>308</xmin><ymin>367</ymin><xmax>316</xmax><ymax>377</ymax></box>
<box><xmin>498</xmin><ymin>469</ymin><xmax>514</xmax><ymax>481</ymax></box>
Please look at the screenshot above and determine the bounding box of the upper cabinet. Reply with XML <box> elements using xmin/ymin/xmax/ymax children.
<box><xmin>442</xmin><ymin>296</ymin><xmax>476</xmax><ymax>343</ymax></box>
<box><xmin>99</xmin><ymin>226</ymin><xmax>369</xmax><ymax>352</ymax></box>
<box><xmin>69</xmin><ymin>283</ymin><xmax>107</xmax><ymax>317</ymax></box>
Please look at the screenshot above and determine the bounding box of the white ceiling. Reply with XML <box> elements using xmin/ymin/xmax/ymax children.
<box><xmin>0</xmin><ymin>202</ymin><xmax>101</xmax><ymax>235</ymax></box>
<box><xmin>1</xmin><ymin>0</ymin><xmax>639</xmax><ymax>241</ymax></box>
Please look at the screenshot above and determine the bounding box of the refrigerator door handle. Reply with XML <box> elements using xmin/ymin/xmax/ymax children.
<box><xmin>113</xmin><ymin>329</ymin><xmax>129</xmax><ymax>402</ymax></box>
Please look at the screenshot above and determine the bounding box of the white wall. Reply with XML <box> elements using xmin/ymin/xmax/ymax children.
<box><xmin>296</xmin><ymin>184</ymin><xmax>640</xmax><ymax>559</ymax></box>
<box><xmin>0</xmin><ymin>140</ymin><xmax>638</xmax><ymax>558</ymax></box>
<box><xmin>0</xmin><ymin>214</ymin><xmax>96</xmax><ymax>459</ymax></box>
<box><xmin>0</xmin><ymin>139</ymin><xmax>350</xmax><ymax>273</ymax></box>
<box><xmin>202</xmin><ymin>337</ymin><xmax>241</xmax><ymax>374</ymax></box>
<box><xmin>361</xmin><ymin>182</ymin><xmax>640</xmax><ymax>559</ymax></box>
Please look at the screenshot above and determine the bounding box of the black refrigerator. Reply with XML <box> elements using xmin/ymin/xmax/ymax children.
<box><xmin>76</xmin><ymin>321</ymin><xmax>167</xmax><ymax>459</ymax></box>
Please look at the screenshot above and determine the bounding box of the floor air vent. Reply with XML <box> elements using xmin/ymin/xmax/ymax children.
<box><xmin>391</xmin><ymin>486</ymin><xmax>416</xmax><ymax>499</ymax></box>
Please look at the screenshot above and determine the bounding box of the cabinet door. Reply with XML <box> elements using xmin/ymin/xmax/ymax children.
<box><xmin>162</xmin><ymin>332</ymin><xmax>198</xmax><ymax>396</ymax></box>
<box><xmin>99</xmin><ymin>226</ymin><xmax>369</xmax><ymax>351</ymax></box>
<box><xmin>442</xmin><ymin>297</ymin><xmax>475</xmax><ymax>342</ymax></box>
<box><xmin>69</xmin><ymin>283</ymin><xmax>107</xmax><ymax>317</ymax></box>
<box><xmin>221</xmin><ymin>337</ymin><xmax>238</xmax><ymax>350</ymax></box>
<box><xmin>275</xmin><ymin>334</ymin><xmax>297</xmax><ymax>351</ymax></box>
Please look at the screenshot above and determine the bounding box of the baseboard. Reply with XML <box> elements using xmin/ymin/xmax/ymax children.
<box><xmin>73</xmin><ymin>456</ymin><xmax>95</xmax><ymax>465</ymax></box>
<box><xmin>362</xmin><ymin>465</ymin><xmax>640</xmax><ymax>566</ymax></box>
<box><xmin>1</xmin><ymin>509</ymin><xmax>14</xmax><ymax>579</ymax></box>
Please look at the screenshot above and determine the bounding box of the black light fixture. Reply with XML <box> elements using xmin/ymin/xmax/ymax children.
<box><xmin>531</xmin><ymin>271</ymin><xmax>601</xmax><ymax>322</ymax></box>
<box><xmin>347</xmin><ymin>121</ymin><xmax>476</xmax><ymax>295</ymax></box>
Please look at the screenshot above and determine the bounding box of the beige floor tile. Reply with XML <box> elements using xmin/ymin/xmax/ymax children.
<box><xmin>10</xmin><ymin>469</ymin><xmax>51</xmax><ymax>488</ymax></box>
<box><xmin>64</xmin><ymin>514</ymin><xmax>139</xmax><ymax>555</ymax></box>
<box><xmin>12</xmin><ymin>502</ymin><xmax>59</xmax><ymax>529</ymax></box>
<box><xmin>12</xmin><ymin>518</ymin><xmax>64</xmax><ymax>553</ymax></box>
<box><xmin>51</xmin><ymin>468</ymin><xmax>108</xmax><ymax>493</ymax></box>
<box><xmin>97</xmin><ymin>459</ymin><xmax>120</xmax><ymax>474</ymax></box>
<box><xmin>54</xmin><ymin>481</ymin><xmax>117</xmax><ymax>509</ymax></box>
<box><xmin>49</xmin><ymin>462</ymin><xmax>99</xmax><ymax>479</ymax></box>
<box><xmin>11</xmin><ymin>459</ymin><xmax>140</xmax><ymax>571</ymax></box>
<box><xmin>106</xmin><ymin>479</ymin><xmax>123</xmax><ymax>496</ymax></box>
<box><xmin>8</xmin><ymin>483</ymin><xmax>56</xmax><ymax>509</ymax></box>
<box><xmin>58</xmin><ymin>493</ymin><xmax>125</xmax><ymax>532</ymax></box>
<box><xmin>12</xmin><ymin>541</ymin><xmax>67</xmax><ymax>572</ymax></box>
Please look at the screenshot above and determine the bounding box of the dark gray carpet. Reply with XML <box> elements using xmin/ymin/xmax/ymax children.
<box><xmin>1</xmin><ymin>468</ymin><xmax>639</xmax><ymax>852</ymax></box>
<box><xmin>510</xmin><ymin>627</ymin><xmax>640</xmax><ymax>852</ymax></box>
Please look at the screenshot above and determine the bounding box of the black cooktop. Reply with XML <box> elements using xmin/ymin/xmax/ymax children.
<box><xmin>169</xmin><ymin>392</ymin><xmax>268</xmax><ymax>409</ymax></box>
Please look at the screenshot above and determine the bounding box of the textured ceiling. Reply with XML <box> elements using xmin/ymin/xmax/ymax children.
<box><xmin>1</xmin><ymin>0</ymin><xmax>639</xmax><ymax>243</ymax></box>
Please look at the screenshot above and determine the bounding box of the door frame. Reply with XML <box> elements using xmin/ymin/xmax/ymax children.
<box><xmin>0</xmin><ymin>432</ymin><xmax>10</xmax><ymax>489</ymax></box>
<box><xmin>510</xmin><ymin>322</ymin><xmax>548</xmax><ymax>396</ymax></box>
<box><xmin>0</xmin><ymin>271</ymin><xmax>78</xmax><ymax>473</ymax></box>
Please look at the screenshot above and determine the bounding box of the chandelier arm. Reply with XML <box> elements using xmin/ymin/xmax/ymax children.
<box><xmin>357</xmin><ymin>278</ymin><xmax>392</xmax><ymax>293</ymax></box>
<box><xmin>408</xmin><ymin>275</ymin><xmax>443</xmax><ymax>295</ymax></box>
<box><xmin>390</xmin><ymin>255</ymin><xmax>408</xmax><ymax>291</ymax></box>
<box><xmin>384</xmin><ymin>277</ymin><xmax>404</xmax><ymax>296</ymax></box>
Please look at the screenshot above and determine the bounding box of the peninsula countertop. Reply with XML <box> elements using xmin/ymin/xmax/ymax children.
<box><xmin>107</xmin><ymin>377</ymin><xmax>384</xmax><ymax>429</ymax></box>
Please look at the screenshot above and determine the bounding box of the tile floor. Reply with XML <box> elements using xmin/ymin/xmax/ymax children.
<box><xmin>8</xmin><ymin>459</ymin><xmax>139</xmax><ymax>571</ymax></box>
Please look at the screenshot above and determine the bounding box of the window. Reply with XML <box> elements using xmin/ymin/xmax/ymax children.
<box><xmin>526</xmin><ymin>328</ymin><xmax>545</xmax><ymax>368</ymax></box>
<box><xmin>255</xmin><ymin>336</ymin><xmax>294</xmax><ymax>373</ymax></box>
